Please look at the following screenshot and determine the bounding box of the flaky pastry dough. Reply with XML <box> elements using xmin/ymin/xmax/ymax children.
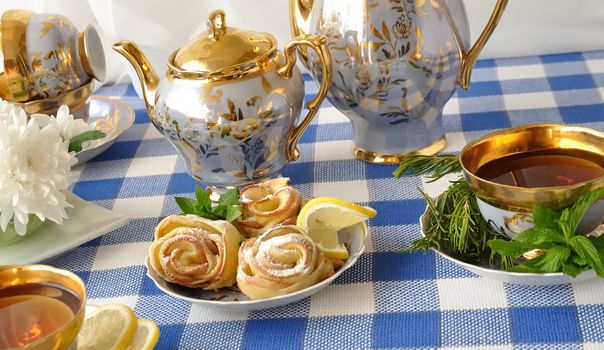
<box><xmin>236</xmin><ymin>177</ymin><xmax>303</xmax><ymax>237</ymax></box>
<box><xmin>236</xmin><ymin>225</ymin><xmax>336</xmax><ymax>299</ymax></box>
<box><xmin>149</xmin><ymin>215</ymin><xmax>242</xmax><ymax>290</ymax></box>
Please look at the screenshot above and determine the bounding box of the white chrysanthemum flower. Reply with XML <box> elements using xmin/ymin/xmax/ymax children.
<box><xmin>31</xmin><ymin>105</ymin><xmax>92</xmax><ymax>141</ymax></box>
<box><xmin>0</xmin><ymin>102</ymin><xmax>78</xmax><ymax>234</ymax></box>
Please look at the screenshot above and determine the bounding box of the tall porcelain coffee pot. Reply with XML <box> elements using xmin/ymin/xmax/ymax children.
<box><xmin>291</xmin><ymin>0</ymin><xmax>508</xmax><ymax>163</ymax></box>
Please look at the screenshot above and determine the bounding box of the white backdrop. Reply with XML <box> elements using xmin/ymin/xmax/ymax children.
<box><xmin>2</xmin><ymin>0</ymin><xmax>604</xmax><ymax>88</ymax></box>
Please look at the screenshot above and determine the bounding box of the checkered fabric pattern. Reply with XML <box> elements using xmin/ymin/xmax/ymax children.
<box><xmin>47</xmin><ymin>50</ymin><xmax>604</xmax><ymax>349</ymax></box>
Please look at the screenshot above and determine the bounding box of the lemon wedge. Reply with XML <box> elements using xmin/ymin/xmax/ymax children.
<box><xmin>77</xmin><ymin>304</ymin><xmax>137</xmax><ymax>350</ymax></box>
<box><xmin>126</xmin><ymin>319</ymin><xmax>160</xmax><ymax>350</ymax></box>
<box><xmin>297</xmin><ymin>197</ymin><xmax>376</xmax><ymax>259</ymax></box>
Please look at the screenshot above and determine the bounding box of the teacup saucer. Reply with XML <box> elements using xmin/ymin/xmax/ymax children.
<box><xmin>419</xmin><ymin>204</ymin><xmax>597</xmax><ymax>286</ymax></box>
<box><xmin>75</xmin><ymin>96</ymin><xmax>134</xmax><ymax>166</ymax></box>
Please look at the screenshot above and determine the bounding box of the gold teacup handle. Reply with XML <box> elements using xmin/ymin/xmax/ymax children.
<box><xmin>458</xmin><ymin>0</ymin><xmax>509</xmax><ymax>90</ymax></box>
<box><xmin>278</xmin><ymin>34</ymin><xmax>333</xmax><ymax>161</ymax></box>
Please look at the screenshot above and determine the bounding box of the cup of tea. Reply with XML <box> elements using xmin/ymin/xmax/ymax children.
<box><xmin>0</xmin><ymin>264</ymin><xmax>86</xmax><ymax>349</ymax></box>
<box><xmin>460</xmin><ymin>124</ymin><xmax>604</xmax><ymax>238</ymax></box>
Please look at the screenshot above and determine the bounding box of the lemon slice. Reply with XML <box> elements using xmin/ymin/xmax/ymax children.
<box><xmin>77</xmin><ymin>304</ymin><xmax>137</xmax><ymax>350</ymax></box>
<box><xmin>126</xmin><ymin>319</ymin><xmax>160</xmax><ymax>350</ymax></box>
<box><xmin>307</xmin><ymin>226</ymin><xmax>350</xmax><ymax>259</ymax></box>
<box><xmin>297</xmin><ymin>197</ymin><xmax>376</xmax><ymax>259</ymax></box>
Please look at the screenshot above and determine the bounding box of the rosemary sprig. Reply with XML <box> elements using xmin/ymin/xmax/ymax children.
<box><xmin>395</xmin><ymin>154</ymin><xmax>510</xmax><ymax>267</ymax></box>
<box><xmin>411</xmin><ymin>179</ymin><xmax>512</xmax><ymax>268</ymax></box>
<box><xmin>393</xmin><ymin>154</ymin><xmax>462</xmax><ymax>182</ymax></box>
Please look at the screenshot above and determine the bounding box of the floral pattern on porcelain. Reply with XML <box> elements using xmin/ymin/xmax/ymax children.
<box><xmin>304</xmin><ymin>0</ymin><xmax>470</xmax><ymax>155</ymax></box>
<box><xmin>26</xmin><ymin>14</ymin><xmax>90</xmax><ymax>98</ymax></box>
<box><xmin>476</xmin><ymin>198</ymin><xmax>532</xmax><ymax>239</ymax></box>
<box><xmin>153</xmin><ymin>63</ymin><xmax>304</xmax><ymax>188</ymax></box>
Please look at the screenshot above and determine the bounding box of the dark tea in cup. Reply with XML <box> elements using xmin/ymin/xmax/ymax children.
<box><xmin>0</xmin><ymin>282</ymin><xmax>81</xmax><ymax>348</ymax></box>
<box><xmin>475</xmin><ymin>148</ymin><xmax>604</xmax><ymax>188</ymax></box>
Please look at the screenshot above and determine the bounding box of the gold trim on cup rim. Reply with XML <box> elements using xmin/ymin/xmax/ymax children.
<box><xmin>353</xmin><ymin>137</ymin><xmax>447</xmax><ymax>164</ymax></box>
<box><xmin>0</xmin><ymin>264</ymin><xmax>86</xmax><ymax>349</ymax></box>
<box><xmin>15</xmin><ymin>81</ymin><xmax>93</xmax><ymax>117</ymax></box>
<box><xmin>459</xmin><ymin>123</ymin><xmax>604</xmax><ymax>211</ymax></box>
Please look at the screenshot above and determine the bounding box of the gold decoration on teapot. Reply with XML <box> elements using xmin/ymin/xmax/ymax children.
<box><xmin>113</xmin><ymin>9</ymin><xmax>332</xmax><ymax>189</ymax></box>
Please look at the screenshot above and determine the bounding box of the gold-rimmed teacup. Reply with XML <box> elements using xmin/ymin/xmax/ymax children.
<box><xmin>0</xmin><ymin>264</ymin><xmax>86</xmax><ymax>350</ymax></box>
<box><xmin>14</xmin><ymin>81</ymin><xmax>93</xmax><ymax>120</ymax></box>
<box><xmin>0</xmin><ymin>9</ymin><xmax>105</xmax><ymax>102</ymax></box>
<box><xmin>460</xmin><ymin>124</ymin><xmax>604</xmax><ymax>238</ymax></box>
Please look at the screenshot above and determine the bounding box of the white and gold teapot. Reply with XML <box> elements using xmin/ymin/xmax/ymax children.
<box><xmin>114</xmin><ymin>10</ymin><xmax>332</xmax><ymax>189</ymax></box>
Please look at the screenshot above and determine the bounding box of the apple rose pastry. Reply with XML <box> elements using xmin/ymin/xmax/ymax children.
<box><xmin>149</xmin><ymin>215</ymin><xmax>242</xmax><ymax>290</ymax></box>
<box><xmin>237</xmin><ymin>177</ymin><xmax>303</xmax><ymax>237</ymax></box>
<box><xmin>237</xmin><ymin>225</ymin><xmax>336</xmax><ymax>299</ymax></box>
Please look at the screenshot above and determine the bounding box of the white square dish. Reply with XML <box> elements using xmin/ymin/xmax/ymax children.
<box><xmin>0</xmin><ymin>192</ymin><xmax>130</xmax><ymax>265</ymax></box>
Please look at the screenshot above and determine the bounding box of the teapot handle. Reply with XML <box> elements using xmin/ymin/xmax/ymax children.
<box><xmin>278</xmin><ymin>34</ymin><xmax>333</xmax><ymax>161</ymax></box>
<box><xmin>458</xmin><ymin>0</ymin><xmax>508</xmax><ymax>90</ymax></box>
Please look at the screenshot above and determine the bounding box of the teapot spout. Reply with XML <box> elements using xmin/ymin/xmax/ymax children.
<box><xmin>112</xmin><ymin>41</ymin><xmax>159</xmax><ymax>120</ymax></box>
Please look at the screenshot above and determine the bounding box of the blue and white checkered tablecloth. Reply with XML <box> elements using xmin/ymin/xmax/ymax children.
<box><xmin>47</xmin><ymin>50</ymin><xmax>604</xmax><ymax>349</ymax></box>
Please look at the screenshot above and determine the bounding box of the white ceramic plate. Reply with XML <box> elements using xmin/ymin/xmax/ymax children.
<box><xmin>75</xmin><ymin>96</ymin><xmax>135</xmax><ymax>166</ymax></box>
<box><xmin>0</xmin><ymin>192</ymin><xmax>129</xmax><ymax>265</ymax></box>
<box><xmin>419</xmin><ymin>206</ymin><xmax>596</xmax><ymax>285</ymax></box>
<box><xmin>145</xmin><ymin>222</ymin><xmax>367</xmax><ymax>311</ymax></box>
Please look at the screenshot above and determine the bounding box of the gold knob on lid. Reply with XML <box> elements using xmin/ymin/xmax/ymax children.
<box><xmin>169</xmin><ymin>8</ymin><xmax>277</xmax><ymax>80</ymax></box>
<box><xmin>207</xmin><ymin>10</ymin><xmax>226</xmax><ymax>40</ymax></box>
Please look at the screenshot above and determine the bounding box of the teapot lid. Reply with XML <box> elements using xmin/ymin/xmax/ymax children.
<box><xmin>169</xmin><ymin>10</ymin><xmax>278</xmax><ymax>80</ymax></box>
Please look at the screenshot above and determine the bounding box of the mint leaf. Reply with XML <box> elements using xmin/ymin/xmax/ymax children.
<box><xmin>174</xmin><ymin>185</ymin><xmax>242</xmax><ymax>222</ymax></box>
<box><xmin>192</xmin><ymin>211</ymin><xmax>220</xmax><ymax>221</ymax></box>
<box><xmin>559</xmin><ymin>187</ymin><xmax>604</xmax><ymax>239</ymax></box>
<box><xmin>570</xmin><ymin>235</ymin><xmax>604</xmax><ymax>277</ymax></box>
<box><xmin>532</xmin><ymin>246</ymin><xmax>571</xmax><ymax>273</ymax></box>
<box><xmin>531</xmin><ymin>204</ymin><xmax>560</xmax><ymax>231</ymax></box>
<box><xmin>507</xmin><ymin>265</ymin><xmax>543</xmax><ymax>273</ymax></box>
<box><xmin>175</xmin><ymin>197</ymin><xmax>198</xmax><ymax>214</ymax></box>
<box><xmin>589</xmin><ymin>235</ymin><xmax>604</xmax><ymax>251</ymax></box>
<box><xmin>212</xmin><ymin>204</ymin><xmax>227</xmax><ymax>218</ymax></box>
<box><xmin>563</xmin><ymin>262</ymin><xmax>588</xmax><ymax>277</ymax></box>
<box><xmin>513</xmin><ymin>227</ymin><xmax>565</xmax><ymax>245</ymax></box>
<box><xmin>572</xmin><ymin>255</ymin><xmax>588</xmax><ymax>266</ymax></box>
<box><xmin>488</xmin><ymin>239</ymin><xmax>536</xmax><ymax>257</ymax></box>
<box><xmin>219</xmin><ymin>188</ymin><xmax>240</xmax><ymax>206</ymax></box>
<box><xmin>225</xmin><ymin>205</ymin><xmax>242</xmax><ymax>222</ymax></box>
<box><xmin>195</xmin><ymin>185</ymin><xmax>212</xmax><ymax>212</ymax></box>
<box><xmin>68</xmin><ymin>130</ymin><xmax>106</xmax><ymax>153</ymax></box>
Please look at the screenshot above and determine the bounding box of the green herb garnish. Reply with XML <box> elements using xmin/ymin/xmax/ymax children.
<box><xmin>68</xmin><ymin>130</ymin><xmax>106</xmax><ymax>153</ymax></box>
<box><xmin>393</xmin><ymin>153</ymin><xmax>461</xmax><ymax>183</ymax></box>
<box><xmin>396</xmin><ymin>154</ymin><xmax>604</xmax><ymax>277</ymax></box>
<box><xmin>175</xmin><ymin>185</ymin><xmax>242</xmax><ymax>222</ymax></box>
<box><xmin>489</xmin><ymin>187</ymin><xmax>604</xmax><ymax>277</ymax></box>
<box><xmin>410</xmin><ymin>178</ymin><xmax>511</xmax><ymax>268</ymax></box>
<box><xmin>394</xmin><ymin>154</ymin><xmax>496</xmax><ymax>261</ymax></box>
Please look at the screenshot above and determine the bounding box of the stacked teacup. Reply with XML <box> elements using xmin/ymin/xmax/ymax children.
<box><xmin>0</xmin><ymin>10</ymin><xmax>105</xmax><ymax>120</ymax></box>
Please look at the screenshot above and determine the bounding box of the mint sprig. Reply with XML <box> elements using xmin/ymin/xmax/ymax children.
<box><xmin>488</xmin><ymin>187</ymin><xmax>604</xmax><ymax>277</ymax></box>
<box><xmin>174</xmin><ymin>186</ymin><xmax>242</xmax><ymax>222</ymax></box>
